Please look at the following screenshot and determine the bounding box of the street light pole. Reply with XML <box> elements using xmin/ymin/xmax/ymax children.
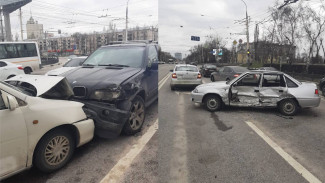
<box><xmin>240</xmin><ymin>0</ymin><xmax>250</xmax><ymax>65</ymax></box>
<box><xmin>125</xmin><ymin>0</ymin><xmax>129</xmax><ymax>42</ymax></box>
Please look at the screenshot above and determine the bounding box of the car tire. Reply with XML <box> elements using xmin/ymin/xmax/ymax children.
<box><xmin>123</xmin><ymin>95</ymin><xmax>146</xmax><ymax>135</ymax></box>
<box><xmin>33</xmin><ymin>129</ymin><xmax>75</xmax><ymax>173</ymax></box>
<box><xmin>278</xmin><ymin>99</ymin><xmax>299</xmax><ymax>116</ymax></box>
<box><xmin>211</xmin><ymin>75</ymin><xmax>215</xmax><ymax>82</ymax></box>
<box><xmin>24</xmin><ymin>67</ymin><xmax>32</xmax><ymax>74</ymax></box>
<box><xmin>204</xmin><ymin>95</ymin><xmax>222</xmax><ymax>112</ymax></box>
<box><xmin>322</xmin><ymin>85</ymin><xmax>325</xmax><ymax>97</ymax></box>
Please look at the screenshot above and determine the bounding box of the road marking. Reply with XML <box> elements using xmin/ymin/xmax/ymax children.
<box><xmin>245</xmin><ymin>121</ymin><xmax>322</xmax><ymax>183</ymax></box>
<box><xmin>159</xmin><ymin>73</ymin><xmax>171</xmax><ymax>90</ymax></box>
<box><xmin>100</xmin><ymin>119</ymin><xmax>158</xmax><ymax>183</ymax></box>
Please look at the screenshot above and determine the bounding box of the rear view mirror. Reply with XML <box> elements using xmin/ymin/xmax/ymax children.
<box><xmin>7</xmin><ymin>95</ymin><xmax>18</xmax><ymax>111</ymax></box>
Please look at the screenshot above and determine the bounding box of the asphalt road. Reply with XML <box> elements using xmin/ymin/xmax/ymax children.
<box><xmin>158</xmin><ymin>64</ymin><xmax>325</xmax><ymax>183</ymax></box>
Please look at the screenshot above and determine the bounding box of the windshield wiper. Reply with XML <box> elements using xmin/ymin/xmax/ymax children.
<box><xmin>98</xmin><ymin>64</ymin><xmax>130</xmax><ymax>67</ymax></box>
<box><xmin>82</xmin><ymin>64</ymin><xmax>95</xmax><ymax>67</ymax></box>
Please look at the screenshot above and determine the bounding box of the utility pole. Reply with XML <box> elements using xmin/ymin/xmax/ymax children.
<box><xmin>240</xmin><ymin>0</ymin><xmax>250</xmax><ymax>66</ymax></box>
<box><xmin>0</xmin><ymin>9</ymin><xmax>4</xmax><ymax>42</ymax></box>
<box><xmin>19</xmin><ymin>8</ymin><xmax>23</xmax><ymax>40</ymax></box>
<box><xmin>125</xmin><ymin>0</ymin><xmax>129</xmax><ymax>42</ymax></box>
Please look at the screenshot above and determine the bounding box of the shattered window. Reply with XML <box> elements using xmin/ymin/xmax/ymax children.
<box><xmin>262</xmin><ymin>74</ymin><xmax>286</xmax><ymax>87</ymax></box>
<box><xmin>237</xmin><ymin>74</ymin><xmax>261</xmax><ymax>87</ymax></box>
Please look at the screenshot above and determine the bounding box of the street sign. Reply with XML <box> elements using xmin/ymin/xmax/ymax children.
<box><xmin>213</xmin><ymin>49</ymin><xmax>217</xmax><ymax>55</ymax></box>
<box><xmin>191</xmin><ymin>36</ymin><xmax>200</xmax><ymax>41</ymax></box>
<box><xmin>218</xmin><ymin>49</ymin><xmax>223</xmax><ymax>56</ymax></box>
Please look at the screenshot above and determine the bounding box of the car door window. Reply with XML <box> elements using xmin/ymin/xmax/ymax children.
<box><xmin>262</xmin><ymin>74</ymin><xmax>285</xmax><ymax>87</ymax></box>
<box><xmin>223</xmin><ymin>67</ymin><xmax>231</xmax><ymax>73</ymax></box>
<box><xmin>236</xmin><ymin>74</ymin><xmax>261</xmax><ymax>87</ymax></box>
<box><xmin>0</xmin><ymin>61</ymin><xmax>7</xmax><ymax>67</ymax></box>
<box><xmin>285</xmin><ymin>76</ymin><xmax>298</xmax><ymax>88</ymax></box>
<box><xmin>148</xmin><ymin>46</ymin><xmax>158</xmax><ymax>66</ymax></box>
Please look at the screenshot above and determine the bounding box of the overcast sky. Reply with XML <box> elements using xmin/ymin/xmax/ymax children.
<box><xmin>159</xmin><ymin>0</ymin><xmax>281</xmax><ymax>57</ymax></box>
<box><xmin>9</xmin><ymin>0</ymin><xmax>157</xmax><ymax>39</ymax></box>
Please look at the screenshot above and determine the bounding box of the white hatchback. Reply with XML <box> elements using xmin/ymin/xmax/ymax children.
<box><xmin>0</xmin><ymin>75</ymin><xmax>94</xmax><ymax>180</ymax></box>
<box><xmin>0</xmin><ymin>60</ymin><xmax>25</xmax><ymax>81</ymax></box>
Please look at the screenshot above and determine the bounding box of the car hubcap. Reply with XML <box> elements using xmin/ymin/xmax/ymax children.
<box><xmin>129</xmin><ymin>101</ymin><xmax>145</xmax><ymax>130</ymax></box>
<box><xmin>208</xmin><ymin>98</ymin><xmax>218</xmax><ymax>109</ymax></box>
<box><xmin>45</xmin><ymin>136</ymin><xmax>70</xmax><ymax>166</ymax></box>
<box><xmin>283</xmin><ymin>102</ymin><xmax>294</xmax><ymax>113</ymax></box>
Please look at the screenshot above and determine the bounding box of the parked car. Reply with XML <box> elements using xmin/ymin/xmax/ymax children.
<box><xmin>190</xmin><ymin>62</ymin><xmax>197</xmax><ymax>66</ymax></box>
<box><xmin>320</xmin><ymin>76</ymin><xmax>325</xmax><ymax>96</ymax></box>
<box><xmin>191</xmin><ymin>71</ymin><xmax>320</xmax><ymax>116</ymax></box>
<box><xmin>200</xmin><ymin>64</ymin><xmax>217</xmax><ymax>77</ymax></box>
<box><xmin>258</xmin><ymin>67</ymin><xmax>278</xmax><ymax>71</ymax></box>
<box><xmin>170</xmin><ymin>64</ymin><xmax>202</xmax><ymax>90</ymax></box>
<box><xmin>0</xmin><ymin>60</ymin><xmax>25</xmax><ymax>81</ymax></box>
<box><xmin>0</xmin><ymin>75</ymin><xmax>94</xmax><ymax>180</ymax></box>
<box><xmin>210</xmin><ymin>66</ymin><xmax>249</xmax><ymax>82</ymax></box>
<box><xmin>61</xmin><ymin>42</ymin><xmax>158</xmax><ymax>138</ymax></box>
<box><xmin>45</xmin><ymin>56</ymin><xmax>87</xmax><ymax>76</ymax></box>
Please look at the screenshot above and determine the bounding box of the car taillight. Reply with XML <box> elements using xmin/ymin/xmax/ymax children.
<box><xmin>18</xmin><ymin>66</ymin><xmax>24</xmax><ymax>70</ymax></box>
<box><xmin>197</xmin><ymin>73</ymin><xmax>202</xmax><ymax>79</ymax></box>
<box><xmin>172</xmin><ymin>73</ymin><xmax>177</xmax><ymax>78</ymax></box>
<box><xmin>315</xmin><ymin>89</ymin><xmax>319</xmax><ymax>95</ymax></box>
<box><xmin>234</xmin><ymin>74</ymin><xmax>240</xmax><ymax>77</ymax></box>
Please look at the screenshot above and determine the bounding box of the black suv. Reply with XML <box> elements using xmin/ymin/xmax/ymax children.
<box><xmin>320</xmin><ymin>77</ymin><xmax>325</xmax><ymax>96</ymax></box>
<box><xmin>62</xmin><ymin>42</ymin><xmax>158</xmax><ymax>138</ymax></box>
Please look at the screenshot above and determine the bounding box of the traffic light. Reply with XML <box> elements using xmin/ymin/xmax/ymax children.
<box><xmin>247</xmin><ymin>49</ymin><xmax>250</xmax><ymax>56</ymax></box>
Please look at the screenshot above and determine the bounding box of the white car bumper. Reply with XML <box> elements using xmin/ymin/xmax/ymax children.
<box><xmin>73</xmin><ymin>119</ymin><xmax>95</xmax><ymax>147</ymax></box>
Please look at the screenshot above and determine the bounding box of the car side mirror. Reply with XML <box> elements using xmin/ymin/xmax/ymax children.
<box><xmin>7</xmin><ymin>95</ymin><xmax>18</xmax><ymax>111</ymax></box>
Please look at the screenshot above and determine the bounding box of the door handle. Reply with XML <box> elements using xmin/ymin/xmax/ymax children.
<box><xmin>254</xmin><ymin>90</ymin><xmax>259</xmax><ymax>92</ymax></box>
<box><xmin>279</xmin><ymin>90</ymin><xmax>283</xmax><ymax>92</ymax></box>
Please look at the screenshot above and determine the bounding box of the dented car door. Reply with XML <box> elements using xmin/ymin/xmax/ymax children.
<box><xmin>259</xmin><ymin>74</ymin><xmax>287</xmax><ymax>107</ymax></box>
<box><xmin>230</xmin><ymin>73</ymin><xmax>262</xmax><ymax>106</ymax></box>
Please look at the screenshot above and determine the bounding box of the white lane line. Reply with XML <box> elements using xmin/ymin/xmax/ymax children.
<box><xmin>245</xmin><ymin>121</ymin><xmax>322</xmax><ymax>183</ymax></box>
<box><xmin>159</xmin><ymin>73</ymin><xmax>171</xmax><ymax>90</ymax></box>
<box><xmin>100</xmin><ymin>120</ymin><xmax>159</xmax><ymax>183</ymax></box>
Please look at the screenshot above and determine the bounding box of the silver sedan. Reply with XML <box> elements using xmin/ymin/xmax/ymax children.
<box><xmin>191</xmin><ymin>71</ymin><xmax>320</xmax><ymax>116</ymax></box>
<box><xmin>170</xmin><ymin>64</ymin><xmax>202</xmax><ymax>90</ymax></box>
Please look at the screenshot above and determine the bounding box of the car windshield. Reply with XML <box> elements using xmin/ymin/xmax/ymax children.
<box><xmin>232</xmin><ymin>67</ymin><xmax>249</xmax><ymax>72</ymax></box>
<box><xmin>176</xmin><ymin>66</ymin><xmax>198</xmax><ymax>72</ymax></box>
<box><xmin>206</xmin><ymin>65</ymin><xmax>216</xmax><ymax>69</ymax></box>
<box><xmin>63</xmin><ymin>58</ymin><xmax>86</xmax><ymax>67</ymax></box>
<box><xmin>82</xmin><ymin>46</ymin><xmax>145</xmax><ymax>68</ymax></box>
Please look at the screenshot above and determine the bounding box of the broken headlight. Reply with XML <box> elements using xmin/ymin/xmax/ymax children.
<box><xmin>89</xmin><ymin>90</ymin><xmax>121</xmax><ymax>101</ymax></box>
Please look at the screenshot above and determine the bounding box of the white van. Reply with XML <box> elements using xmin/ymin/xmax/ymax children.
<box><xmin>0</xmin><ymin>42</ymin><xmax>41</xmax><ymax>74</ymax></box>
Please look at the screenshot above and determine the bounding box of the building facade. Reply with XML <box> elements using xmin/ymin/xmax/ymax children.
<box><xmin>26</xmin><ymin>16</ymin><xmax>43</xmax><ymax>40</ymax></box>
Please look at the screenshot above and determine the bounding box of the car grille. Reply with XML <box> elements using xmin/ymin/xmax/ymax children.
<box><xmin>73</xmin><ymin>86</ymin><xmax>87</xmax><ymax>97</ymax></box>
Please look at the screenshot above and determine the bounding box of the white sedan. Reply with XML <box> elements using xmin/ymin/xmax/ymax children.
<box><xmin>170</xmin><ymin>64</ymin><xmax>202</xmax><ymax>90</ymax></box>
<box><xmin>45</xmin><ymin>56</ymin><xmax>87</xmax><ymax>76</ymax></box>
<box><xmin>0</xmin><ymin>60</ymin><xmax>25</xmax><ymax>81</ymax></box>
<box><xmin>0</xmin><ymin>75</ymin><xmax>94</xmax><ymax>180</ymax></box>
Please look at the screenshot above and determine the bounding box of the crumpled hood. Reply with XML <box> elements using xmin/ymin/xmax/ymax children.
<box><xmin>6</xmin><ymin>75</ymin><xmax>70</xmax><ymax>97</ymax></box>
<box><xmin>61</xmin><ymin>67</ymin><xmax>142</xmax><ymax>89</ymax></box>
<box><xmin>197</xmin><ymin>81</ymin><xmax>229</xmax><ymax>89</ymax></box>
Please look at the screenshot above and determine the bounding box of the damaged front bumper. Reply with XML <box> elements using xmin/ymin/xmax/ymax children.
<box><xmin>78</xmin><ymin>100</ymin><xmax>130</xmax><ymax>138</ymax></box>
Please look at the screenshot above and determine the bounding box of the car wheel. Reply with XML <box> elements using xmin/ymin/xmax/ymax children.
<box><xmin>34</xmin><ymin>129</ymin><xmax>75</xmax><ymax>173</ymax></box>
<box><xmin>278</xmin><ymin>99</ymin><xmax>299</xmax><ymax>116</ymax></box>
<box><xmin>7</xmin><ymin>75</ymin><xmax>15</xmax><ymax>79</ymax></box>
<box><xmin>322</xmin><ymin>85</ymin><xmax>325</xmax><ymax>97</ymax></box>
<box><xmin>123</xmin><ymin>95</ymin><xmax>145</xmax><ymax>135</ymax></box>
<box><xmin>24</xmin><ymin>67</ymin><xmax>32</xmax><ymax>74</ymax></box>
<box><xmin>211</xmin><ymin>75</ymin><xmax>215</xmax><ymax>82</ymax></box>
<box><xmin>204</xmin><ymin>95</ymin><xmax>222</xmax><ymax>112</ymax></box>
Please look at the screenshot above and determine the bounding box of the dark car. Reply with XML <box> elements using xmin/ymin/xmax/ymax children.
<box><xmin>61</xmin><ymin>42</ymin><xmax>158</xmax><ymax>138</ymax></box>
<box><xmin>320</xmin><ymin>77</ymin><xmax>325</xmax><ymax>96</ymax></box>
<box><xmin>200</xmin><ymin>64</ymin><xmax>217</xmax><ymax>77</ymax></box>
<box><xmin>210</xmin><ymin>66</ymin><xmax>249</xmax><ymax>82</ymax></box>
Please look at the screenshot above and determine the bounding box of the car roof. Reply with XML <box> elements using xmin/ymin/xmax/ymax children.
<box><xmin>175</xmin><ymin>64</ymin><xmax>196</xmax><ymax>67</ymax></box>
<box><xmin>247</xmin><ymin>70</ymin><xmax>285</xmax><ymax>74</ymax></box>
